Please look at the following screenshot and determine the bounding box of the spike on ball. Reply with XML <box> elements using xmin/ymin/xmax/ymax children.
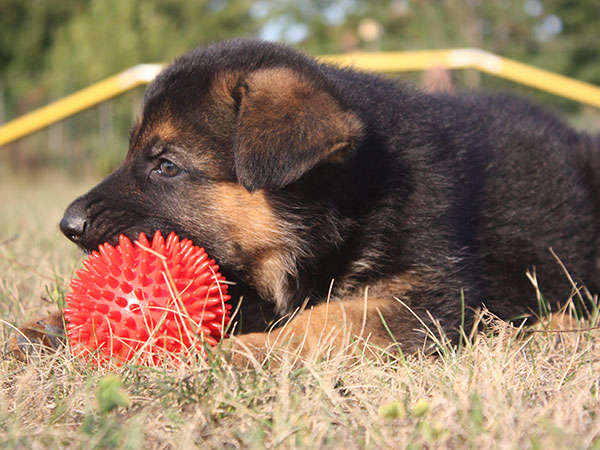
<box><xmin>64</xmin><ymin>231</ymin><xmax>232</xmax><ymax>367</ymax></box>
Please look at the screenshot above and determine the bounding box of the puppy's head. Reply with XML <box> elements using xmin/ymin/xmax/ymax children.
<box><xmin>60</xmin><ymin>40</ymin><xmax>363</xmax><ymax>311</ymax></box>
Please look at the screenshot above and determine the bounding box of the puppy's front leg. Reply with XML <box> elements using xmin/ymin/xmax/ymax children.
<box><xmin>225</xmin><ymin>297</ymin><xmax>425</xmax><ymax>367</ymax></box>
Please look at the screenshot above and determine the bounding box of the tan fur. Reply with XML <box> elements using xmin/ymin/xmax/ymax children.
<box><xmin>228</xmin><ymin>296</ymin><xmax>417</xmax><ymax>366</ymax></box>
<box><xmin>241</xmin><ymin>67</ymin><xmax>363</xmax><ymax>149</ymax></box>
<box><xmin>209</xmin><ymin>183</ymin><xmax>282</xmax><ymax>250</ymax></box>
<box><xmin>364</xmin><ymin>273</ymin><xmax>426</xmax><ymax>301</ymax></box>
<box><xmin>209</xmin><ymin>183</ymin><xmax>299</xmax><ymax>312</ymax></box>
<box><xmin>152</xmin><ymin>120</ymin><xmax>179</xmax><ymax>143</ymax></box>
<box><xmin>322</xmin><ymin>142</ymin><xmax>353</xmax><ymax>164</ymax></box>
<box><xmin>128</xmin><ymin>118</ymin><xmax>180</xmax><ymax>156</ymax></box>
<box><xmin>536</xmin><ymin>311</ymin><xmax>580</xmax><ymax>331</ymax></box>
<box><xmin>209</xmin><ymin>70</ymin><xmax>242</xmax><ymax>110</ymax></box>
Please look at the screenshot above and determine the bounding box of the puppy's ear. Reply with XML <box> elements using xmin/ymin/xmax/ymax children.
<box><xmin>234</xmin><ymin>67</ymin><xmax>363</xmax><ymax>191</ymax></box>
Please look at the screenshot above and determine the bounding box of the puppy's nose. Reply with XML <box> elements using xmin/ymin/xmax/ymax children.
<box><xmin>59</xmin><ymin>207</ymin><xmax>87</xmax><ymax>244</ymax></box>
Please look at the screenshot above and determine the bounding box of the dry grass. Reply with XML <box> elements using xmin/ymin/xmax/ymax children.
<box><xmin>2</xmin><ymin>174</ymin><xmax>600</xmax><ymax>449</ymax></box>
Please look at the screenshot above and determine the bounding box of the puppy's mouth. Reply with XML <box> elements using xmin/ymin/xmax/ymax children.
<box><xmin>75</xmin><ymin>227</ymin><xmax>238</xmax><ymax>280</ymax></box>
<box><xmin>76</xmin><ymin>227</ymin><xmax>184</xmax><ymax>253</ymax></box>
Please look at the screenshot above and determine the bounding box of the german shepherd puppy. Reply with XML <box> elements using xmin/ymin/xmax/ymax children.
<box><xmin>13</xmin><ymin>40</ymin><xmax>600</xmax><ymax>361</ymax></box>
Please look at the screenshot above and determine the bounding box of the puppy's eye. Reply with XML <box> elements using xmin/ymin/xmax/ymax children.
<box><xmin>155</xmin><ymin>159</ymin><xmax>181</xmax><ymax>178</ymax></box>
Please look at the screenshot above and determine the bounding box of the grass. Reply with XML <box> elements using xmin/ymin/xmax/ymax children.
<box><xmin>2</xmin><ymin>173</ymin><xmax>600</xmax><ymax>449</ymax></box>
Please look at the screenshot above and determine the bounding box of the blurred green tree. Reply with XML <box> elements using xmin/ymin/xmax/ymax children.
<box><xmin>551</xmin><ymin>0</ymin><xmax>600</xmax><ymax>84</ymax></box>
<box><xmin>0</xmin><ymin>0</ymin><xmax>82</xmax><ymax>85</ymax></box>
<box><xmin>46</xmin><ymin>0</ymin><xmax>260</xmax><ymax>91</ymax></box>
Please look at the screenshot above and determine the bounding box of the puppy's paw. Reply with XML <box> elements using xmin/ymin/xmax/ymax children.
<box><xmin>222</xmin><ymin>332</ymin><xmax>277</xmax><ymax>369</ymax></box>
<box><xmin>222</xmin><ymin>325</ymin><xmax>321</xmax><ymax>369</ymax></box>
<box><xmin>8</xmin><ymin>311</ymin><xmax>65</xmax><ymax>361</ymax></box>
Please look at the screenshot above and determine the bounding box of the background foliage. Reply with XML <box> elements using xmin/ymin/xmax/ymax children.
<box><xmin>1</xmin><ymin>0</ymin><xmax>599</xmax><ymax>175</ymax></box>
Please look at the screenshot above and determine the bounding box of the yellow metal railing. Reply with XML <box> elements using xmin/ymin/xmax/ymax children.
<box><xmin>2</xmin><ymin>48</ymin><xmax>600</xmax><ymax>147</ymax></box>
<box><xmin>321</xmin><ymin>49</ymin><xmax>600</xmax><ymax>108</ymax></box>
<box><xmin>0</xmin><ymin>64</ymin><xmax>163</xmax><ymax>147</ymax></box>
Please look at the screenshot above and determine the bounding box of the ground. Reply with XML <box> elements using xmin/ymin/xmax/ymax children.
<box><xmin>1</xmin><ymin>173</ymin><xmax>600</xmax><ymax>449</ymax></box>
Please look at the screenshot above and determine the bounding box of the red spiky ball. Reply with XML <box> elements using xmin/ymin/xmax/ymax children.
<box><xmin>64</xmin><ymin>231</ymin><xmax>232</xmax><ymax>366</ymax></box>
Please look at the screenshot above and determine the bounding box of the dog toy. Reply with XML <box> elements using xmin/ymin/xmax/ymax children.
<box><xmin>64</xmin><ymin>230</ymin><xmax>231</xmax><ymax>366</ymax></box>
